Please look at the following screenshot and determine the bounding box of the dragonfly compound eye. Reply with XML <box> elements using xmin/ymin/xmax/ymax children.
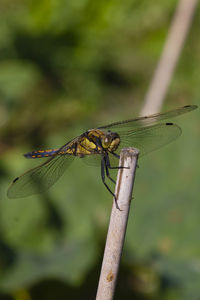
<box><xmin>101</xmin><ymin>136</ymin><xmax>111</xmax><ymax>148</ymax></box>
<box><xmin>102</xmin><ymin>132</ymin><xmax>120</xmax><ymax>151</ymax></box>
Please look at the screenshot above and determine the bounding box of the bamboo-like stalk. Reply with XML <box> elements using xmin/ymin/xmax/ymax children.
<box><xmin>96</xmin><ymin>148</ymin><xmax>139</xmax><ymax>300</ymax></box>
<box><xmin>141</xmin><ymin>0</ymin><xmax>198</xmax><ymax>115</ymax></box>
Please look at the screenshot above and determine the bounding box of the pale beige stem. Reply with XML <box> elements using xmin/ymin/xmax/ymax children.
<box><xmin>141</xmin><ymin>0</ymin><xmax>198</xmax><ymax>116</ymax></box>
<box><xmin>96</xmin><ymin>148</ymin><xmax>139</xmax><ymax>300</ymax></box>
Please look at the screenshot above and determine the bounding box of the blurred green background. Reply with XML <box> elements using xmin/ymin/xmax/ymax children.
<box><xmin>0</xmin><ymin>0</ymin><xmax>200</xmax><ymax>299</ymax></box>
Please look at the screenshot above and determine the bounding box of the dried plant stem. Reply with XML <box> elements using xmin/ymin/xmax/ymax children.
<box><xmin>141</xmin><ymin>0</ymin><xmax>198</xmax><ymax>115</ymax></box>
<box><xmin>96</xmin><ymin>148</ymin><xmax>139</xmax><ymax>300</ymax></box>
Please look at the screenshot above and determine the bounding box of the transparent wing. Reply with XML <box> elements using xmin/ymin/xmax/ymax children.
<box><xmin>98</xmin><ymin>105</ymin><xmax>197</xmax><ymax>131</ymax></box>
<box><xmin>80</xmin><ymin>154</ymin><xmax>102</xmax><ymax>167</ymax></box>
<box><xmin>80</xmin><ymin>123</ymin><xmax>182</xmax><ymax>167</ymax></box>
<box><xmin>80</xmin><ymin>153</ymin><xmax>119</xmax><ymax>168</ymax></box>
<box><xmin>7</xmin><ymin>154</ymin><xmax>74</xmax><ymax>198</ymax></box>
<box><xmin>115</xmin><ymin>123</ymin><xmax>182</xmax><ymax>157</ymax></box>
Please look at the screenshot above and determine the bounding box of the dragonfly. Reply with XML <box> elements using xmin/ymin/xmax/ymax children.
<box><xmin>7</xmin><ymin>105</ymin><xmax>197</xmax><ymax>209</ymax></box>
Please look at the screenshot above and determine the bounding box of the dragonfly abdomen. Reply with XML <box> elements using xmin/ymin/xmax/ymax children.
<box><xmin>24</xmin><ymin>149</ymin><xmax>59</xmax><ymax>158</ymax></box>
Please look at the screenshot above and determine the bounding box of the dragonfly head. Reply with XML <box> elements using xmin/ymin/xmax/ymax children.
<box><xmin>101</xmin><ymin>131</ymin><xmax>120</xmax><ymax>152</ymax></box>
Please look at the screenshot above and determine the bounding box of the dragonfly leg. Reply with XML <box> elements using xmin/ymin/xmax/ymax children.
<box><xmin>111</xmin><ymin>152</ymin><xmax>120</xmax><ymax>159</ymax></box>
<box><xmin>101</xmin><ymin>157</ymin><xmax>121</xmax><ymax>210</ymax></box>
<box><xmin>104</xmin><ymin>155</ymin><xmax>116</xmax><ymax>184</ymax></box>
<box><xmin>107</xmin><ymin>152</ymin><xmax>129</xmax><ymax>170</ymax></box>
<box><xmin>110</xmin><ymin>152</ymin><xmax>129</xmax><ymax>169</ymax></box>
<box><xmin>105</xmin><ymin>153</ymin><xmax>120</xmax><ymax>170</ymax></box>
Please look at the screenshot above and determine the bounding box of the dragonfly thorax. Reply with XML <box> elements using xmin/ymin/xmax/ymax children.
<box><xmin>101</xmin><ymin>131</ymin><xmax>120</xmax><ymax>152</ymax></box>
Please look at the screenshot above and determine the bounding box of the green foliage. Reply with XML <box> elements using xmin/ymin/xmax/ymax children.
<box><xmin>0</xmin><ymin>0</ymin><xmax>200</xmax><ymax>299</ymax></box>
